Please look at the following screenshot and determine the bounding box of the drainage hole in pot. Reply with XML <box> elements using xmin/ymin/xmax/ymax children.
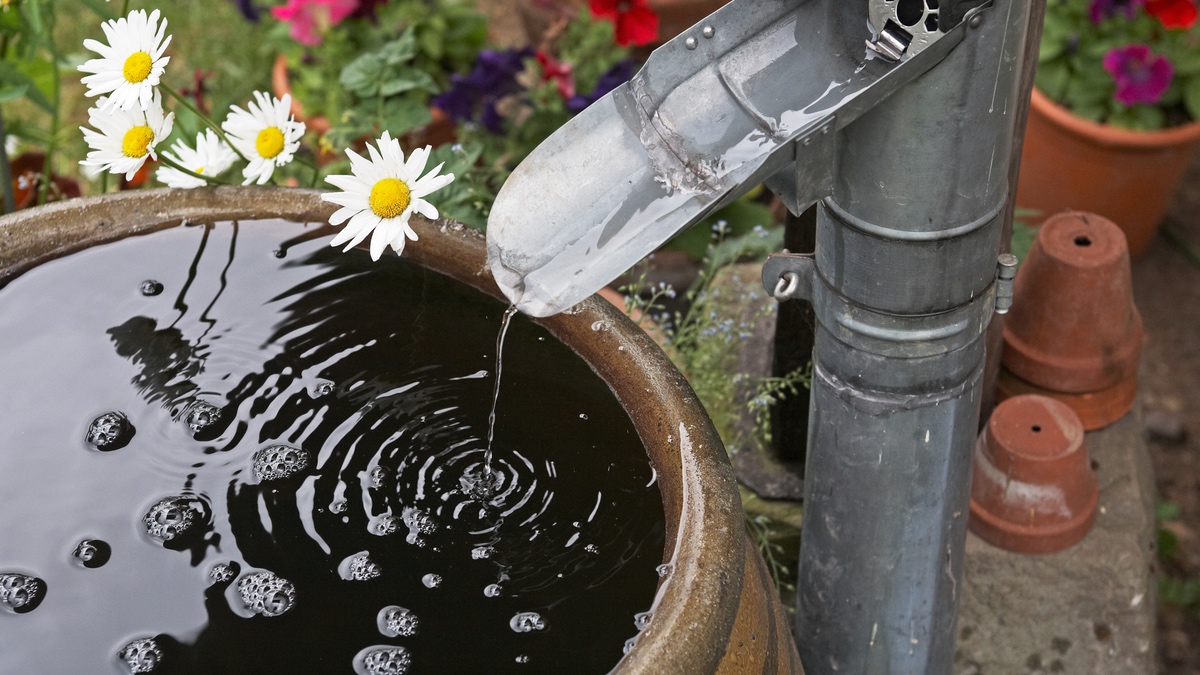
<box><xmin>1074</xmin><ymin>236</ymin><xmax>1092</xmax><ymax>247</ymax></box>
<box><xmin>1032</xmin><ymin>425</ymin><xmax>1042</xmax><ymax>432</ymax></box>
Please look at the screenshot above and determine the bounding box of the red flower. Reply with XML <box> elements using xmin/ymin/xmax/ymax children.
<box><xmin>536</xmin><ymin>51</ymin><xmax>576</xmax><ymax>99</ymax></box>
<box><xmin>1145</xmin><ymin>0</ymin><xmax>1198</xmax><ymax>28</ymax></box>
<box><xmin>589</xmin><ymin>0</ymin><xmax>660</xmax><ymax>47</ymax></box>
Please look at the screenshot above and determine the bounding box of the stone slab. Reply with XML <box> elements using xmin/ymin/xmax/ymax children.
<box><xmin>955</xmin><ymin>405</ymin><xmax>1158</xmax><ymax>675</ymax></box>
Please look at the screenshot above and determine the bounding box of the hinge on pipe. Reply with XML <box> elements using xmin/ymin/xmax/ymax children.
<box><xmin>762</xmin><ymin>252</ymin><xmax>815</xmax><ymax>302</ymax></box>
<box><xmin>994</xmin><ymin>253</ymin><xmax>1019</xmax><ymax>314</ymax></box>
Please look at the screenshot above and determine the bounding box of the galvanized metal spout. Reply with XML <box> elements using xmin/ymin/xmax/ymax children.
<box><xmin>485</xmin><ymin>0</ymin><xmax>1036</xmax><ymax>672</ymax></box>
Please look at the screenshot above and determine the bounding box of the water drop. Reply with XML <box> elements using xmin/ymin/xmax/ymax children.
<box><xmin>420</xmin><ymin>573</ymin><xmax>442</xmax><ymax>589</ymax></box>
<box><xmin>72</xmin><ymin>539</ymin><xmax>111</xmax><ymax>568</ymax></box>
<box><xmin>236</xmin><ymin>571</ymin><xmax>296</xmax><ymax>617</ymax></box>
<box><xmin>273</xmin><ymin>248</ymin><xmax>286</xmax><ymax>259</ymax></box>
<box><xmin>339</xmin><ymin>552</ymin><xmax>382</xmax><ymax>581</ymax></box>
<box><xmin>330</xmin><ymin>500</ymin><xmax>348</xmax><ymax>514</ymax></box>
<box><xmin>86</xmin><ymin>411</ymin><xmax>134</xmax><ymax>451</ymax></box>
<box><xmin>634</xmin><ymin>611</ymin><xmax>652</xmax><ymax>630</ymax></box>
<box><xmin>184</xmin><ymin>401</ymin><xmax>221</xmax><ymax>436</ymax></box>
<box><xmin>471</xmin><ymin>545</ymin><xmax>495</xmax><ymax>560</ymax></box>
<box><xmin>314</xmin><ymin>380</ymin><xmax>335</xmax><ymax>397</ymax></box>
<box><xmin>209</xmin><ymin>563</ymin><xmax>235</xmax><ymax>583</ymax></box>
<box><xmin>142</xmin><ymin>496</ymin><xmax>201</xmax><ymax>542</ymax></box>
<box><xmin>656</xmin><ymin>563</ymin><xmax>673</xmax><ymax>577</ymax></box>
<box><xmin>515</xmin><ymin>655</ymin><xmax>530</xmax><ymax>664</ymax></box>
<box><xmin>139</xmin><ymin>280</ymin><xmax>164</xmax><ymax>296</ymax></box>
<box><xmin>584</xmin><ymin>544</ymin><xmax>599</xmax><ymax>555</ymax></box>
<box><xmin>378</xmin><ymin>605</ymin><xmax>420</xmax><ymax>637</ymax></box>
<box><xmin>579</xmin><ymin>413</ymin><xmax>588</xmax><ymax>420</ymax></box>
<box><xmin>624</xmin><ymin>637</ymin><xmax>638</xmax><ymax>654</ymax></box>
<box><xmin>118</xmin><ymin>637</ymin><xmax>163</xmax><ymax>673</ymax></box>
<box><xmin>590</xmin><ymin>321</ymin><xmax>605</xmax><ymax>331</ymax></box>
<box><xmin>0</xmin><ymin>573</ymin><xmax>45</xmax><ymax>613</ymax></box>
<box><xmin>354</xmin><ymin>646</ymin><xmax>412</xmax><ymax>675</ymax></box>
<box><xmin>402</xmin><ymin>507</ymin><xmax>437</xmax><ymax>544</ymax></box>
<box><xmin>510</xmin><ymin>611</ymin><xmax>546</xmax><ymax>633</ymax></box>
<box><xmin>252</xmin><ymin>444</ymin><xmax>310</xmax><ymax>482</ymax></box>
<box><xmin>484</xmin><ymin>583</ymin><xmax>503</xmax><ymax>598</ymax></box>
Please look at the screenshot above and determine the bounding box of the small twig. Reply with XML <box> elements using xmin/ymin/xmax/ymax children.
<box><xmin>0</xmin><ymin>107</ymin><xmax>16</xmax><ymax>214</ymax></box>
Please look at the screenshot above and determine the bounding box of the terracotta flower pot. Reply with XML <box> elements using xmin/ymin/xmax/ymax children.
<box><xmin>1015</xmin><ymin>87</ymin><xmax>1200</xmax><ymax>258</ymax></box>
<box><xmin>999</xmin><ymin>211</ymin><xmax>1142</xmax><ymax>429</ymax></box>
<box><xmin>968</xmin><ymin>394</ymin><xmax>1099</xmax><ymax>554</ymax></box>
<box><xmin>9</xmin><ymin>152</ymin><xmax>81</xmax><ymax>209</ymax></box>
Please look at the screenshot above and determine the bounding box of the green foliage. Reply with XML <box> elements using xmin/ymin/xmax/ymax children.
<box><xmin>1038</xmin><ymin>0</ymin><xmax>1200</xmax><ymax>128</ymax></box>
<box><xmin>746</xmin><ymin>514</ymin><xmax>798</xmax><ymax>599</ymax></box>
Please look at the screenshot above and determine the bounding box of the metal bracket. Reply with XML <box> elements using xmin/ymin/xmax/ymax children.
<box><xmin>763</xmin><ymin>118</ymin><xmax>838</xmax><ymax>218</ymax></box>
<box><xmin>994</xmin><ymin>253</ymin><xmax>1019</xmax><ymax>314</ymax></box>
<box><xmin>762</xmin><ymin>252</ymin><xmax>815</xmax><ymax>302</ymax></box>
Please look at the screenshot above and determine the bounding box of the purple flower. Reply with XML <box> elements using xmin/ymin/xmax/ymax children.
<box><xmin>1089</xmin><ymin>0</ymin><xmax>1145</xmax><ymax>23</ymax></box>
<box><xmin>432</xmin><ymin>48</ymin><xmax>533</xmax><ymax>134</ymax></box>
<box><xmin>1103</xmin><ymin>44</ymin><xmax>1174</xmax><ymax>105</ymax></box>
<box><xmin>228</xmin><ymin>0</ymin><xmax>262</xmax><ymax>21</ymax></box>
<box><xmin>566</xmin><ymin>60</ymin><xmax>637</xmax><ymax>114</ymax></box>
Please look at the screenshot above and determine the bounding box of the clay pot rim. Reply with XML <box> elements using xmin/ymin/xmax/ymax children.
<box><xmin>0</xmin><ymin>187</ymin><xmax>747</xmax><ymax>674</ymax></box>
<box><xmin>996</xmin><ymin>368</ymin><xmax>1138</xmax><ymax>432</ymax></box>
<box><xmin>1031</xmin><ymin>87</ymin><xmax>1200</xmax><ymax>150</ymax></box>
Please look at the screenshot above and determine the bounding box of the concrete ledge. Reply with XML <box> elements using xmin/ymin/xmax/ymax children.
<box><xmin>955</xmin><ymin>406</ymin><xmax>1158</xmax><ymax>674</ymax></box>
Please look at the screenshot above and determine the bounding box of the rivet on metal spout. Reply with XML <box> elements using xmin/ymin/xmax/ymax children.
<box><xmin>995</xmin><ymin>253</ymin><xmax>1019</xmax><ymax>314</ymax></box>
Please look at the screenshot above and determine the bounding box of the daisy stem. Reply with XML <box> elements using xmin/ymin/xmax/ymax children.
<box><xmin>0</xmin><ymin>107</ymin><xmax>15</xmax><ymax>214</ymax></box>
<box><xmin>157</xmin><ymin>154</ymin><xmax>233</xmax><ymax>186</ymax></box>
<box><xmin>160</xmin><ymin>83</ymin><xmax>250</xmax><ymax>164</ymax></box>
<box><xmin>121</xmin><ymin>0</ymin><xmax>129</xmax><ymax>15</ymax></box>
<box><xmin>294</xmin><ymin>156</ymin><xmax>321</xmax><ymax>188</ymax></box>
<box><xmin>100</xmin><ymin>172</ymin><xmax>109</xmax><ymax>194</ymax></box>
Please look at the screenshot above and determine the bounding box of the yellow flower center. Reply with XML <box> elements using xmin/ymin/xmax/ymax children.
<box><xmin>123</xmin><ymin>51</ymin><xmax>153</xmax><ymax>84</ymax></box>
<box><xmin>255</xmin><ymin>127</ymin><xmax>286</xmax><ymax>159</ymax></box>
<box><xmin>121</xmin><ymin>125</ymin><xmax>155</xmax><ymax>158</ymax></box>
<box><xmin>369</xmin><ymin>178</ymin><xmax>411</xmax><ymax>219</ymax></box>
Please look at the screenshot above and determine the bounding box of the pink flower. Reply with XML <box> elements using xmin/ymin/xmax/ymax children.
<box><xmin>270</xmin><ymin>0</ymin><xmax>359</xmax><ymax>46</ymax></box>
<box><xmin>536</xmin><ymin>51</ymin><xmax>576</xmax><ymax>99</ymax></box>
<box><xmin>1103</xmin><ymin>44</ymin><xmax>1174</xmax><ymax>105</ymax></box>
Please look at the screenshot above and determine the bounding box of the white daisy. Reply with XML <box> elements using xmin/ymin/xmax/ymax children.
<box><xmin>156</xmin><ymin>129</ymin><xmax>238</xmax><ymax>188</ymax></box>
<box><xmin>221</xmin><ymin>91</ymin><xmax>306</xmax><ymax>185</ymax></box>
<box><xmin>80</xmin><ymin>92</ymin><xmax>175</xmax><ymax>181</ymax></box>
<box><xmin>78</xmin><ymin>9</ymin><xmax>171</xmax><ymax>112</ymax></box>
<box><xmin>321</xmin><ymin>132</ymin><xmax>455</xmax><ymax>260</ymax></box>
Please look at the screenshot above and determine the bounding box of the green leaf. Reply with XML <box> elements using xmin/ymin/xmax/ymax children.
<box><xmin>379</xmin><ymin>70</ymin><xmax>437</xmax><ymax>98</ymax></box>
<box><xmin>0</xmin><ymin>81</ymin><xmax>28</xmax><ymax>104</ymax></box>
<box><xmin>340</xmin><ymin>55</ymin><xmax>384</xmax><ymax>98</ymax></box>
<box><xmin>381</xmin><ymin>97</ymin><xmax>433</xmax><ymax>135</ymax></box>
<box><xmin>1035</xmin><ymin>61</ymin><xmax>1071</xmax><ymax>101</ymax></box>
<box><xmin>16</xmin><ymin>57</ymin><xmax>55</xmax><ymax>111</ymax></box>
<box><xmin>0</xmin><ymin>62</ymin><xmax>51</xmax><ymax>112</ymax></box>
<box><xmin>418</xmin><ymin>26</ymin><xmax>444</xmax><ymax>61</ymax></box>
<box><xmin>1185</xmin><ymin>76</ymin><xmax>1200</xmax><ymax>121</ymax></box>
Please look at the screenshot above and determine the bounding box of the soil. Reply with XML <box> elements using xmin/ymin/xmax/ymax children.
<box><xmin>1132</xmin><ymin>150</ymin><xmax>1200</xmax><ymax>674</ymax></box>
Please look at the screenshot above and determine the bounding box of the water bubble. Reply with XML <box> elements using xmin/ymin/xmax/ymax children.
<box><xmin>273</xmin><ymin>248</ymin><xmax>286</xmax><ymax>259</ymax></box>
<box><xmin>354</xmin><ymin>646</ymin><xmax>412</xmax><ymax>675</ymax></box>
<box><xmin>509</xmin><ymin>612</ymin><xmax>546</xmax><ymax>633</ymax></box>
<box><xmin>484</xmin><ymin>583</ymin><xmax>503</xmax><ymax>598</ymax></box>
<box><xmin>139</xmin><ymin>280</ymin><xmax>164</xmax><ymax>296</ymax></box>
<box><xmin>236</xmin><ymin>571</ymin><xmax>296</xmax><ymax>617</ymax></box>
<box><xmin>368</xmin><ymin>466</ymin><xmax>389</xmax><ymax>489</ymax></box>
<box><xmin>72</xmin><ymin>539</ymin><xmax>111</xmax><ymax>568</ymax></box>
<box><xmin>184</xmin><ymin>401</ymin><xmax>221</xmax><ymax>436</ymax></box>
<box><xmin>459</xmin><ymin>466</ymin><xmax>502</xmax><ymax>501</ymax></box>
<box><xmin>86</xmin><ymin>411</ymin><xmax>134</xmax><ymax>451</ymax></box>
<box><xmin>579</xmin><ymin>413</ymin><xmax>588</xmax><ymax>420</ymax></box>
<box><xmin>118</xmin><ymin>637</ymin><xmax>163</xmax><ymax>673</ymax></box>
<box><xmin>634</xmin><ymin>611</ymin><xmax>652</xmax><ymax>630</ymax></box>
<box><xmin>142</xmin><ymin>496</ymin><xmax>201</xmax><ymax>542</ymax></box>
<box><xmin>623</xmin><ymin>637</ymin><xmax>638</xmax><ymax>654</ymax></box>
<box><xmin>378</xmin><ymin>606</ymin><xmax>419</xmax><ymax>637</ymax></box>
<box><xmin>251</xmin><ymin>444</ymin><xmax>310</xmax><ymax>482</ymax></box>
<box><xmin>471</xmin><ymin>545</ymin><xmax>495</xmax><ymax>560</ymax></box>
<box><xmin>0</xmin><ymin>573</ymin><xmax>45</xmax><ymax>613</ymax></box>
<box><xmin>584</xmin><ymin>544</ymin><xmax>599</xmax><ymax>555</ymax></box>
<box><xmin>420</xmin><ymin>573</ymin><xmax>442</xmax><ymax>589</ymax></box>
<box><xmin>209</xmin><ymin>563</ymin><xmax>235</xmax><ymax>583</ymax></box>
<box><xmin>339</xmin><ymin>552</ymin><xmax>381</xmax><ymax>581</ymax></box>
<box><xmin>330</xmin><ymin>500</ymin><xmax>348</xmax><ymax>514</ymax></box>
<box><xmin>372</xmin><ymin>514</ymin><xmax>399</xmax><ymax>536</ymax></box>
<box><xmin>515</xmin><ymin>655</ymin><xmax>530</xmax><ymax>664</ymax></box>
<box><xmin>402</xmin><ymin>507</ymin><xmax>437</xmax><ymax>544</ymax></box>
<box><xmin>314</xmin><ymin>380</ymin><xmax>335</xmax><ymax>397</ymax></box>
<box><xmin>656</xmin><ymin>563</ymin><xmax>673</xmax><ymax>577</ymax></box>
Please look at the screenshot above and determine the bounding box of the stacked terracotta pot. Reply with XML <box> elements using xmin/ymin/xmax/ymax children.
<box><xmin>996</xmin><ymin>211</ymin><xmax>1144</xmax><ymax>430</ymax></box>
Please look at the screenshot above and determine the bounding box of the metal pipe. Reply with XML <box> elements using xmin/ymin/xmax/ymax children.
<box><xmin>793</xmin><ymin>0</ymin><xmax>1034</xmax><ymax>672</ymax></box>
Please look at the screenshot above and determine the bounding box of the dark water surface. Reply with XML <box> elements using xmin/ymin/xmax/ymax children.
<box><xmin>0</xmin><ymin>220</ymin><xmax>664</xmax><ymax>674</ymax></box>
